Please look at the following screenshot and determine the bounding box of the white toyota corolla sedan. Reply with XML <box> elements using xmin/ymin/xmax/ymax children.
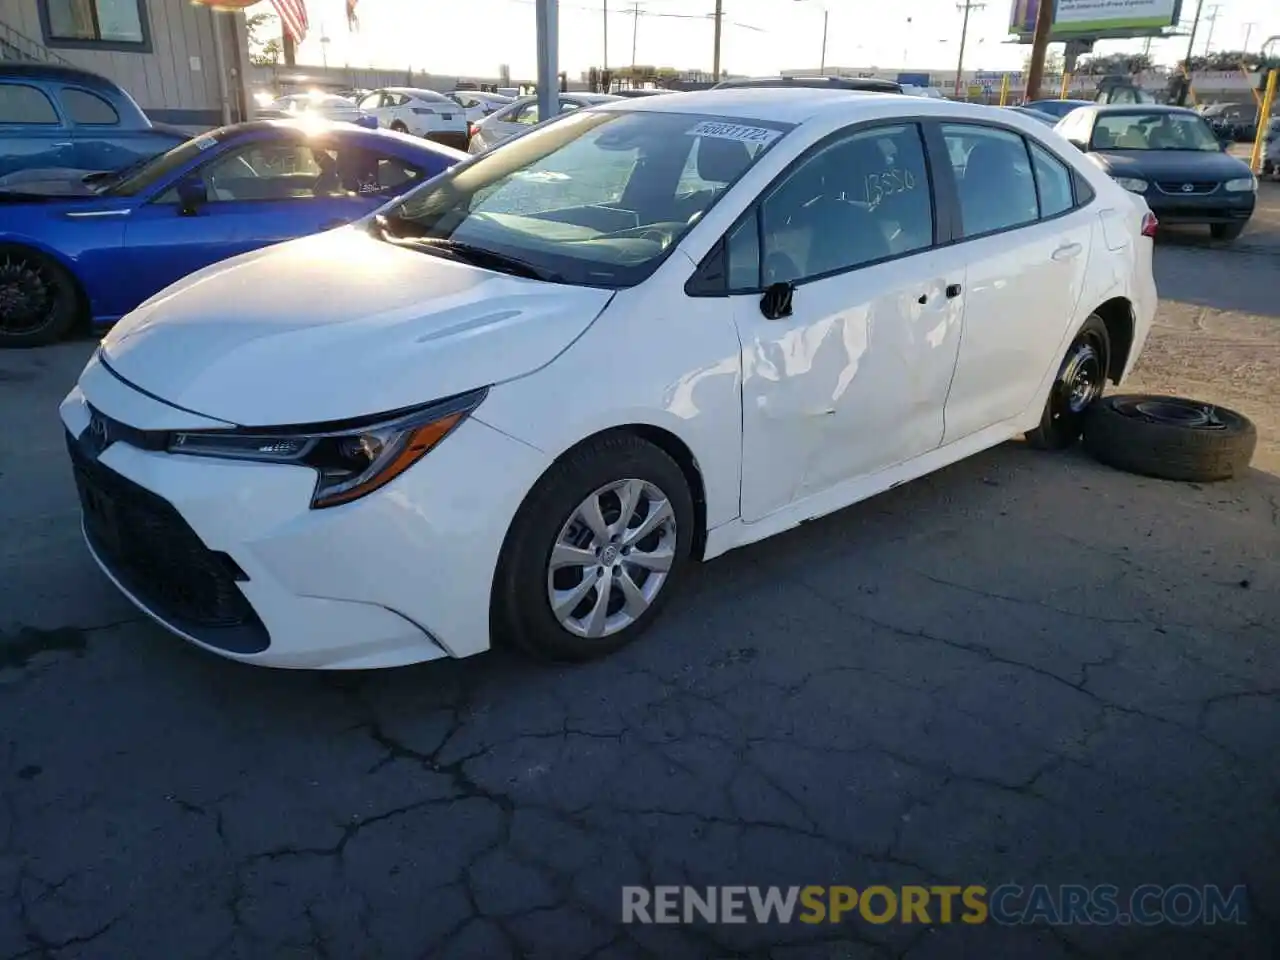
<box><xmin>61</xmin><ymin>89</ymin><xmax>1158</xmax><ymax>669</ymax></box>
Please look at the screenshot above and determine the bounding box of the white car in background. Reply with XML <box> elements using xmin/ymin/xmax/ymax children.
<box><xmin>446</xmin><ymin>90</ymin><xmax>514</xmax><ymax>125</ymax></box>
<box><xmin>467</xmin><ymin>92</ymin><xmax>620</xmax><ymax>153</ymax></box>
<box><xmin>62</xmin><ymin>89</ymin><xmax>1157</xmax><ymax>670</ymax></box>
<box><xmin>357</xmin><ymin>87</ymin><xmax>470</xmax><ymax>149</ymax></box>
<box><xmin>258</xmin><ymin>93</ymin><xmax>376</xmax><ymax>128</ymax></box>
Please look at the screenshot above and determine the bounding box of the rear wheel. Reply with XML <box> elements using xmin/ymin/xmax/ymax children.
<box><xmin>389</xmin><ymin>120</ymin><xmax>408</xmax><ymax>133</ymax></box>
<box><xmin>1026</xmin><ymin>314</ymin><xmax>1110</xmax><ymax>450</ymax></box>
<box><xmin>493</xmin><ymin>434</ymin><xmax>694</xmax><ymax>662</ymax></box>
<box><xmin>0</xmin><ymin>246</ymin><xmax>82</xmax><ymax>348</ymax></box>
<box><xmin>1210</xmin><ymin>222</ymin><xmax>1245</xmax><ymax>242</ymax></box>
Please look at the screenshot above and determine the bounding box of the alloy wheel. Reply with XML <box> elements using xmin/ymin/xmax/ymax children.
<box><xmin>546</xmin><ymin>478</ymin><xmax>678</xmax><ymax>639</ymax></box>
<box><xmin>0</xmin><ymin>256</ymin><xmax>53</xmax><ymax>336</ymax></box>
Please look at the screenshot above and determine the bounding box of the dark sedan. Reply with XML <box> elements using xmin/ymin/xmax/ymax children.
<box><xmin>1055</xmin><ymin>104</ymin><xmax>1257</xmax><ymax>242</ymax></box>
<box><xmin>1022</xmin><ymin>98</ymin><xmax>1094</xmax><ymax>120</ymax></box>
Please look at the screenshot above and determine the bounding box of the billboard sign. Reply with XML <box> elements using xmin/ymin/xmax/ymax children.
<box><xmin>1009</xmin><ymin>0</ymin><xmax>1180</xmax><ymax>38</ymax></box>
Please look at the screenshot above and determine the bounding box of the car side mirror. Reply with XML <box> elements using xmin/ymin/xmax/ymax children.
<box><xmin>759</xmin><ymin>281</ymin><xmax>794</xmax><ymax>320</ymax></box>
<box><xmin>176</xmin><ymin>176</ymin><xmax>208</xmax><ymax>215</ymax></box>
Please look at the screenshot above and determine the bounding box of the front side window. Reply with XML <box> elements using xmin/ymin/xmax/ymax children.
<box><xmin>190</xmin><ymin>140</ymin><xmax>411</xmax><ymax>202</ymax></box>
<box><xmin>0</xmin><ymin>83</ymin><xmax>59</xmax><ymax>124</ymax></box>
<box><xmin>61</xmin><ymin>88</ymin><xmax>119</xmax><ymax>125</ymax></box>
<box><xmin>44</xmin><ymin>0</ymin><xmax>146</xmax><ymax>45</ymax></box>
<box><xmin>381</xmin><ymin>109</ymin><xmax>791</xmax><ymax>287</ymax></box>
<box><xmin>1090</xmin><ymin>112</ymin><xmax>1220</xmax><ymax>152</ymax></box>
<box><xmin>756</xmin><ymin>123</ymin><xmax>934</xmax><ymax>285</ymax></box>
<box><xmin>358</xmin><ymin>92</ymin><xmax>382</xmax><ymax>111</ymax></box>
<box><xmin>513</xmin><ymin>102</ymin><xmax>540</xmax><ymax>125</ymax></box>
<box><xmin>942</xmin><ymin>124</ymin><xmax>1038</xmax><ymax>238</ymax></box>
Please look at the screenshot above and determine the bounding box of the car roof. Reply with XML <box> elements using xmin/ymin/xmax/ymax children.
<box><xmin>597</xmin><ymin>86</ymin><xmax>932</xmax><ymax>124</ymax></box>
<box><xmin>0</xmin><ymin>61</ymin><xmax>127</xmax><ymax>93</ymax></box>
<box><xmin>384</xmin><ymin>86</ymin><xmax>449</xmax><ymax>98</ymax></box>
<box><xmin>1090</xmin><ymin>104</ymin><xmax>1200</xmax><ymax>117</ymax></box>
<box><xmin>1028</xmin><ymin>98</ymin><xmax>1093</xmax><ymax>106</ymax></box>
<box><xmin>714</xmin><ymin>75</ymin><xmax>904</xmax><ymax>93</ymax></box>
<box><xmin>207</xmin><ymin>119</ymin><xmax>467</xmax><ymax>157</ymax></box>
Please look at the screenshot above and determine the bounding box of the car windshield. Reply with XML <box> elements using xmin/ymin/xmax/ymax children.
<box><xmin>377</xmin><ymin>108</ymin><xmax>791</xmax><ymax>287</ymax></box>
<box><xmin>103</xmin><ymin>134</ymin><xmax>221</xmax><ymax>197</ymax></box>
<box><xmin>1090</xmin><ymin>112</ymin><xmax>1221</xmax><ymax>151</ymax></box>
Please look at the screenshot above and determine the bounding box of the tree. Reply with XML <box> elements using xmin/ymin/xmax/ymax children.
<box><xmin>1078</xmin><ymin>51</ymin><xmax>1153</xmax><ymax>76</ymax></box>
<box><xmin>245</xmin><ymin>11</ymin><xmax>282</xmax><ymax>67</ymax></box>
<box><xmin>1024</xmin><ymin>49</ymin><xmax>1064</xmax><ymax>77</ymax></box>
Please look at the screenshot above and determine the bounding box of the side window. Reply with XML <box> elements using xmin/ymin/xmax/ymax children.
<box><xmin>513</xmin><ymin>103</ymin><xmax>539</xmax><ymax>125</ymax></box>
<box><xmin>61</xmin><ymin>88</ymin><xmax>120</xmax><ymax>125</ymax></box>
<box><xmin>195</xmin><ymin>142</ymin><xmax>330</xmax><ymax>202</ymax></box>
<box><xmin>558</xmin><ymin>99</ymin><xmax>582</xmax><ymax>115</ymax></box>
<box><xmin>0</xmin><ymin>83</ymin><xmax>59</xmax><ymax>124</ymax></box>
<box><xmin>725</xmin><ymin>213</ymin><xmax>761</xmax><ymax>291</ymax></box>
<box><xmin>759</xmin><ymin>123</ymin><xmax>934</xmax><ymax>284</ymax></box>
<box><xmin>358</xmin><ymin>92</ymin><xmax>381</xmax><ymax>111</ymax></box>
<box><xmin>1028</xmin><ymin>141</ymin><xmax>1073</xmax><ymax>218</ymax></box>
<box><xmin>333</xmin><ymin>146</ymin><xmax>424</xmax><ymax>195</ymax></box>
<box><xmin>941</xmin><ymin>124</ymin><xmax>1038</xmax><ymax>238</ymax></box>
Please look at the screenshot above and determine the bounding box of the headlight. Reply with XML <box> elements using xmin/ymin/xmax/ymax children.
<box><xmin>1113</xmin><ymin>177</ymin><xmax>1148</xmax><ymax>193</ymax></box>
<box><xmin>1224</xmin><ymin>176</ymin><xmax>1257</xmax><ymax>192</ymax></box>
<box><xmin>167</xmin><ymin>388</ymin><xmax>486</xmax><ymax>509</ymax></box>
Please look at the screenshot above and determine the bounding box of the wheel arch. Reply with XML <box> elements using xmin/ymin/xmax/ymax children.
<box><xmin>1091</xmin><ymin>296</ymin><xmax>1135</xmax><ymax>383</ymax></box>
<box><xmin>0</xmin><ymin>240</ymin><xmax>91</xmax><ymax>332</ymax></box>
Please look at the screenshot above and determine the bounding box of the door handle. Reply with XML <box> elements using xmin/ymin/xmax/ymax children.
<box><xmin>1052</xmin><ymin>242</ymin><xmax>1083</xmax><ymax>261</ymax></box>
<box><xmin>945</xmin><ymin>283</ymin><xmax>962</xmax><ymax>299</ymax></box>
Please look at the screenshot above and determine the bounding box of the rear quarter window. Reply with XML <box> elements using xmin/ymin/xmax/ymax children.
<box><xmin>61</xmin><ymin>88</ymin><xmax>120</xmax><ymax>125</ymax></box>
<box><xmin>0</xmin><ymin>83</ymin><xmax>59</xmax><ymax>124</ymax></box>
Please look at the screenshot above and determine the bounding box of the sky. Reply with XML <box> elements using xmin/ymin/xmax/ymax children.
<box><xmin>263</xmin><ymin>0</ymin><xmax>1280</xmax><ymax>81</ymax></box>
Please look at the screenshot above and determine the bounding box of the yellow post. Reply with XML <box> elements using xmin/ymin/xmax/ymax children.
<box><xmin>1059</xmin><ymin>72</ymin><xmax>1070</xmax><ymax>99</ymax></box>
<box><xmin>999</xmin><ymin>73</ymin><xmax>1010</xmax><ymax>106</ymax></box>
<box><xmin>1250</xmin><ymin>69</ymin><xmax>1277</xmax><ymax>174</ymax></box>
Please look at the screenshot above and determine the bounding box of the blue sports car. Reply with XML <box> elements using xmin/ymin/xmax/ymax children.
<box><xmin>0</xmin><ymin>120</ymin><xmax>465</xmax><ymax>346</ymax></box>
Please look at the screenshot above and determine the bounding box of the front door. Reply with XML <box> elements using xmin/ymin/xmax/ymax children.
<box><xmin>119</xmin><ymin>136</ymin><xmax>372</xmax><ymax>315</ymax></box>
<box><xmin>730</xmin><ymin>122</ymin><xmax>966</xmax><ymax>521</ymax></box>
<box><xmin>935</xmin><ymin>123</ymin><xmax>1095</xmax><ymax>442</ymax></box>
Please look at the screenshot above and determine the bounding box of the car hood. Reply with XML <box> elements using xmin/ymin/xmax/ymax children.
<box><xmin>1092</xmin><ymin>149</ymin><xmax>1254</xmax><ymax>180</ymax></box>
<box><xmin>99</xmin><ymin>228</ymin><xmax>616</xmax><ymax>426</ymax></box>
<box><xmin>0</xmin><ymin>167</ymin><xmax>102</xmax><ymax>196</ymax></box>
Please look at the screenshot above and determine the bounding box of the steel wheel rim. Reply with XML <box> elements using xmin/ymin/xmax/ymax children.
<box><xmin>1054</xmin><ymin>339</ymin><xmax>1103</xmax><ymax>418</ymax></box>
<box><xmin>546</xmin><ymin>478</ymin><xmax>677</xmax><ymax>639</ymax></box>
<box><xmin>0</xmin><ymin>256</ymin><xmax>54</xmax><ymax>336</ymax></box>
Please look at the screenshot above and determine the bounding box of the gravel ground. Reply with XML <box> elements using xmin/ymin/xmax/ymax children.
<box><xmin>0</xmin><ymin>185</ymin><xmax>1277</xmax><ymax>960</ymax></box>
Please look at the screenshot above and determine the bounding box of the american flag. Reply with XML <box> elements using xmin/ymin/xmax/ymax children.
<box><xmin>269</xmin><ymin>0</ymin><xmax>308</xmax><ymax>44</ymax></box>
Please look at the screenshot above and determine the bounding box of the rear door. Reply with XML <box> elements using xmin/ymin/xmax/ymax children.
<box><xmin>934</xmin><ymin>122</ymin><xmax>1094</xmax><ymax>442</ymax></box>
<box><xmin>0</xmin><ymin>81</ymin><xmax>72</xmax><ymax>180</ymax></box>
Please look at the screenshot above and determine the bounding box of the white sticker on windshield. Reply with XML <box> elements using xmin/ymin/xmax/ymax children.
<box><xmin>194</xmin><ymin>135</ymin><xmax>218</xmax><ymax>151</ymax></box>
<box><xmin>686</xmin><ymin>120</ymin><xmax>780</xmax><ymax>146</ymax></box>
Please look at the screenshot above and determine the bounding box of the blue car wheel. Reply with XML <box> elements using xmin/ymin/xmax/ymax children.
<box><xmin>0</xmin><ymin>246</ymin><xmax>82</xmax><ymax>348</ymax></box>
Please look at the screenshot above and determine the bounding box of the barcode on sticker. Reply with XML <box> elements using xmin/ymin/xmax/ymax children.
<box><xmin>686</xmin><ymin>121</ymin><xmax>780</xmax><ymax>146</ymax></box>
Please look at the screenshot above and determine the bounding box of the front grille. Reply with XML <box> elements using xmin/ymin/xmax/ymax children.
<box><xmin>66</xmin><ymin>431</ymin><xmax>270</xmax><ymax>654</ymax></box>
<box><xmin>1155</xmin><ymin>181</ymin><xmax>1219</xmax><ymax>195</ymax></box>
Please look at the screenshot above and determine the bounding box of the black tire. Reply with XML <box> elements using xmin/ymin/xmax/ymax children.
<box><xmin>1083</xmin><ymin>395</ymin><xmax>1257</xmax><ymax>483</ymax></box>
<box><xmin>1210</xmin><ymin>222</ymin><xmax>1245</xmax><ymax>242</ymax></box>
<box><xmin>389</xmin><ymin>121</ymin><xmax>408</xmax><ymax>133</ymax></box>
<box><xmin>0</xmin><ymin>245</ymin><xmax>82</xmax><ymax>348</ymax></box>
<box><xmin>492</xmin><ymin>433</ymin><xmax>694</xmax><ymax>662</ymax></box>
<box><xmin>1026</xmin><ymin>314</ymin><xmax>1111</xmax><ymax>450</ymax></box>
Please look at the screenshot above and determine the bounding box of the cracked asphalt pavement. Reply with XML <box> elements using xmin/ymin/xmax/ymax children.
<box><xmin>2</xmin><ymin>190</ymin><xmax>1279</xmax><ymax>959</ymax></box>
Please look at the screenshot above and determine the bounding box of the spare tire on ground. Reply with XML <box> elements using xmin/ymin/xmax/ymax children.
<box><xmin>1083</xmin><ymin>395</ymin><xmax>1257</xmax><ymax>483</ymax></box>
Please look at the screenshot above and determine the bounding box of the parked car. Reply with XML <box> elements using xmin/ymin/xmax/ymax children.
<box><xmin>59</xmin><ymin>90</ymin><xmax>1157</xmax><ymax>669</ymax></box>
<box><xmin>445</xmin><ymin>90</ymin><xmax>515</xmax><ymax>124</ymax></box>
<box><xmin>712</xmin><ymin>75</ymin><xmax>904</xmax><ymax>94</ymax></box>
<box><xmin>356</xmin><ymin>87</ymin><xmax>471</xmax><ymax>148</ymax></box>
<box><xmin>611</xmin><ymin>89</ymin><xmax>675</xmax><ymax>98</ymax></box>
<box><xmin>1008</xmin><ymin>105</ymin><xmax>1056</xmax><ymax>125</ymax></box>
<box><xmin>1198</xmin><ymin>101</ymin><xmax>1257</xmax><ymax>142</ymax></box>
<box><xmin>1055</xmin><ymin>104</ymin><xmax>1256</xmax><ymax>241</ymax></box>
<box><xmin>0</xmin><ymin>63</ymin><xmax>187</xmax><ymax>185</ymax></box>
<box><xmin>256</xmin><ymin>93</ymin><xmax>377</xmax><ymax>129</ymax></box>
<box><xmin>466</xmin><ymin>92</ymin><xmax>620</xmax><ymax>153</ymax></box>
<box><xmin>1022</xmin><ymin>98</ymin><xmax>1094</xmax><ymax>121</ymax></box>
<box><xmin>0</xmin><ymin>121</ymin><xmax>463</xmax><ymax>347</ymax></box>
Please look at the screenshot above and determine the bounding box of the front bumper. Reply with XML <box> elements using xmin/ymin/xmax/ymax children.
<box><xmin>1142</xmin><ymin>188</ymin><xmax>1255</xmax><ymax>225</ymax></box>
<box><xmin>60</xmin><ymin>371</ymin><xmax>550</xmax><ymax>669</ymax></box>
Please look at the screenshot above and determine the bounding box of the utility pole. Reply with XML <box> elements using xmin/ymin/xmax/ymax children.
<box><xmin>712</xmin><ymin>0</ymin><xmax>724</xmax><ymax>82</ymax></box>
<box><xmin>1202</xmin><ymin>4</ymin><xmax>1222</xmax><ymax>56</ymax></box>
<box><xmin>1179</xmin><ymin>0</ymin><xmax>1205</xmax><ymax>105</ymax></box>
<box><xmin>1242</xmin><ymin>22</ymin><xmax>1256</xmax><ymax>54</ymax></box>
<box><xmin>630</xmin><ymin>1</ymin><xmax>640</xmax><ymax>69</ymax></box>
<box><xmin>953</xmin><ymin>0</ymin><xmax>985</xmax><ymax>100</ymax></box>
<box><xmin>1023</xmin><ymin>0</ymin><xmax>1054</xmax><ymax>101</ymax></box>
<box><xmin>603</xmin><ymin>0</ymin><xmax>608</xmax><ymax>71</ymax></box>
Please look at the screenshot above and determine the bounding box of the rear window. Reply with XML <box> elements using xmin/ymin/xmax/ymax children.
<box><xmin>0</xmin><ymin>83</ymin><xmax>59</xmax><ymax>124</ymax></box>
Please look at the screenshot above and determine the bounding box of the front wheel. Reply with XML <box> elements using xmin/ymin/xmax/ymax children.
<box><xmin>493</xmin><ymin>434</ymin><xmax>694</xmax><ymax>661</ymax></box>
<box><xmin>1026</xmin><ymin>314</ymin><xmax>1111</xmax><ymax>450</ymax></box>
<box><xmin>0</xmin><ymin>246</ymin><xmax>82</xmax><ymax>348</ymax></box>
<box><xmin>389</xmin><ymin>121</ymin><xmax>408</xmax><ymax>133</ymax></box>
<box><xmin>1210</xmin><ymin>222</ymin><xmax>1245</xmax><ymax>242</ymax></box>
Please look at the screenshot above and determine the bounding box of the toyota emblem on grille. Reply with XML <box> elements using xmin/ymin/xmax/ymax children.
<box><xmin>1181</xmin><ymin>183</ymin><xmax>1194</xmax><ymax>193</ymax></box>
<box><xmin>85</xmin><ymin>412</ymin><xmax>110</xmax><ymax>455</ymax></box>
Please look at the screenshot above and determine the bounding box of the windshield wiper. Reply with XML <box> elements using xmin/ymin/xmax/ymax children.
<box><xmin>377</xmin><ymin>226</ymin><xmax>562</xmax><ymax>283</ymax></box>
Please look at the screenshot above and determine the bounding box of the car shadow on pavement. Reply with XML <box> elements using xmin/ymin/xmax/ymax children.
<box><xmin>8</xmin><ymin>438</ymin><xmax>1277</xmax><ymax>958</ymax></box>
